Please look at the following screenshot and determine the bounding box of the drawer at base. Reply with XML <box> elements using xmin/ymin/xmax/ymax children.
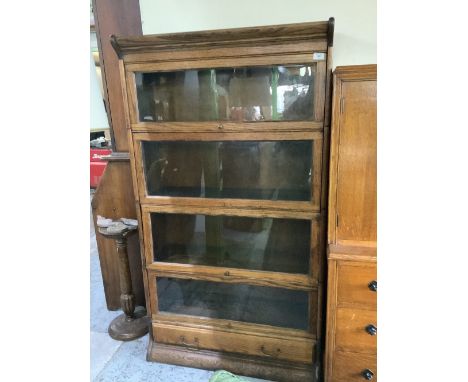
<box><xmin>337</xmin><ymin>262</ymin><xmax>377</xmax><ymax>308</ymax></box>
<box><xmin>153</xmin><ymin>322</ymin><xmax>314</xmax><ymax>364</ymax></box>
<box><xmin>331</xmin><ymin>351</ymin><xmax>377</xmax><ymax>382</ymax></box>
<box><xmin>335</xmin><ymin>307</ymin><xmax>377</xmax><ymax>354</ymax></box>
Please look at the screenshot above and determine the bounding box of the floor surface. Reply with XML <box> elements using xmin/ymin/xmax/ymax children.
<box><xmin>90</xmin><ymin>192</ymin><xmax>270</xmax><ymax>381</ymax></box>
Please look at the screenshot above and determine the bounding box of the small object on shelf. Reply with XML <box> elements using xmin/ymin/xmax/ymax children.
<box><xmin>96</xmin><ymin>215</ymin><xmax>113</xmax><ymax>228</ymax></box>
<box><xmin>120</xmin><ymin>217</ymin><xmax>138</xmax><ymax>227</ymax></box>
<box><xmin>97</xmin><ymin>217</ymin><xmax>149</xmax><ymax>341</ymax></box>
<box><xmin>90</xmin><ymin>136</ymin><xmax>110</xmax><ymax>148</ymax></box>
<box><xmin>106</xmin><ymin>221</ymin><xmax>128</xmax><ymax>234</ymax></box>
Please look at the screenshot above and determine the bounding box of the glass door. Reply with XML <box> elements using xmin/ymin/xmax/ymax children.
<box><xmin>129</xmin><ymin>57</ymin><xmax>326</xmax><ymax>342</ymax></box>
<box><xmin>135</xmin><ymin>64</ymin><xmax>318</xmax><ymax>123</ymax></box>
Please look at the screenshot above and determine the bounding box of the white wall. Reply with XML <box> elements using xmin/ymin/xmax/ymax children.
<box><xmin>90</xmin><ymin>29</ymin><xmax>109</xmax><ymax>131</ymax></box>
<box><xmin>139</xmin><ymin>0</ymin><xmax>376</xmax><ymax>68</ymax></box>
<box><xmin>90</xmin><ymin>52</ymin><xmax>109</xmax><ymax>131</ymax></box>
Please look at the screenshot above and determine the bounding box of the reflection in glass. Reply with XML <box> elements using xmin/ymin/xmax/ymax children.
<box><xmin>135</xmin><ymin>65</ymin><xmax>316</xmax><ymax>122</ymax></box>
<box><xmin>157</xmin><ymin>278</ymin><xmax>309</xmax><ymax>330</ymax></box>
<box><xmin>151</xmin><ymin>213</ymin><xmax>311</xmax><ymax>274</ymax></box>
<box><xmin>142</xmin><ymin>140</ymin><xmax>312</xmax><ymax>201</ymax></box>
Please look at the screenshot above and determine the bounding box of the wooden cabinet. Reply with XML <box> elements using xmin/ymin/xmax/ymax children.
<box><xmin>325</xmin><ymin>65</ymin><xmax>377</xmax><ymax>382</ymax></box>
<box><xmin>112</xmin><ymin>19</ymin><xmax>335</xmax><ymax>381</ymax></box>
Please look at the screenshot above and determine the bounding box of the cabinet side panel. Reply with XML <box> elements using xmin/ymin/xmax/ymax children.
<box><xmin>335</xmin><ymin>80</ymin><xmax>376</xmax><ymax>245</ymax></box>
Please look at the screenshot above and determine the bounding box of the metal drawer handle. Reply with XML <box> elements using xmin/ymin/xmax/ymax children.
<box><xmin>368</xmin><ymin>280</ymin><xmax>377</xmax><ymax>292</ymax></box>
<box><xmin>365</xmin><ymin>324</ymin><xmax>377</xmax><ymax>336</ymax></box>
<box><xmin>362</xmin><ymin>368</ymin><xmax>374</xmax><ymax>380</ymax></box>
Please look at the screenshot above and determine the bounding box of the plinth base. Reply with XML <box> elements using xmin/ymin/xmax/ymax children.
<box><xmin>147</xmin><ymin>340</ymin><xmax>317</xmax><ymax>382</ymax></box>
<box><xmin>108</xmin><ymin>306</ymin><xmax>149</xmax><ymax>341</ymax></box>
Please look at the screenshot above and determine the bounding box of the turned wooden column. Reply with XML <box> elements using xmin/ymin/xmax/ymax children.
<box><xmin>115</xmin><ymin>235</ymin><xmax>135</xmax><ymax>317</ymax></box>
<box><xmin>98</xmin><ymin>219</ymin><xmax>149</xmax><ymax>341</ymax></box>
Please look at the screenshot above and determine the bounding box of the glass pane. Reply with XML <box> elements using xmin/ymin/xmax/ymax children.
<box><xmin>151</xmin><ymin>213</ymin><xmax>310</xmax><ymax>274</ymax></box>
<box><xmin>135</xmin><ymin>65</ymin><xmax>316</xmax><ymax>122</ymax></box>
<box><xmin>142</xmin><ymin>140</ymin><xmax>312</xmax><ymax>201</ymax></box>
<box><xmin>157</xmin><ymin>278</ymin><xmax>309</xmax><ymax>330</ymax></box>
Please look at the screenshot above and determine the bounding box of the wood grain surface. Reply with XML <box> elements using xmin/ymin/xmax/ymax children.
<box><xmin>92</xmin><ymin>0</ymin><xmax>142</xmax><ymax>151</ymax></box>
<box><xmin>91</xmin><ymin>159</ymin><xmax>145</xmax><ymax>309</ymax></box>
<box><xmin>325</xmin><ymin>65</ymin><xmax>377</xmax><ymax>382</ymax></box>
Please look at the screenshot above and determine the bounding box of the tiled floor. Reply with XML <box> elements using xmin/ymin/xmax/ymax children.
<box><xmin>90</xmin><ymin>193</ymin><xmax>270</xmax><ymax>381</ymax></box>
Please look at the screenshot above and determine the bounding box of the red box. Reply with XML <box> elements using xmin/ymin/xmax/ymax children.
<box><xmin>90</xmin><ymin>148</ymin><xmax>112</xmax><ymax>188</ymax></box>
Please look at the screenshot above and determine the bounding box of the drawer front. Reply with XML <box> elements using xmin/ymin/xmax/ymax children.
<box><xmin>331</xmin><ymin>351</ymin><xmax>377</xmax><ymax>382</ymax></box>
<box><xmin>337</xmin><ymin>262</ymin><xmax>377</xmax><ymax>308</ymax></box>
<box><xmin>153</xmin><ymin>323</ymin><xmax>314</xmax><ymax>364</ymax></box>
<box><xmin>335</xmin><ymin>307</ymin><xmax>376</xmax><ymax>354</ymax></box>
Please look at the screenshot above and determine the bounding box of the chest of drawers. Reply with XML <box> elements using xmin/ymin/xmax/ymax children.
<box><xmin>326</xmin><ymin>257</ymin><xmax>377</xmax><ymax>381</ymax></box>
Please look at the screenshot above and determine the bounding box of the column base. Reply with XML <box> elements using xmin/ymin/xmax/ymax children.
<box><xmin>108</xmin><ymin>306</ymin><xmax>149</xmax><ymax>341</ymax></box>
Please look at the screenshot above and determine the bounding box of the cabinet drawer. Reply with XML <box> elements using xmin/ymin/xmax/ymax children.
<box><xmin>331</xmin><ymin>351</ymin><xmax>377</xmax><ymax>382</ymax></box>
<box><xmin>153</xmin><ymin>322</ymin><xmax>314</xmax><ymax>364</ymax></box>
<box><xmin>335</xmin><ymin>307</ymin><xmax>376</xmax><ymax>354</ymax></box>
<box><xmin>337</xmin><ymin>262</ymin><xmax>377</xmax><ymax>308</ymax></box>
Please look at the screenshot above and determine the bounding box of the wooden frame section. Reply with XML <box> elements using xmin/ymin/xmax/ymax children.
<box><xmin>149</xmin><ymin>263</ymin><xmax>316</xmax><ymax>290</ymax></box>
<box><xmin>153</xmin><ymin>313</ymin><xmax>315</xmax><ymax>339</ymax></box>
<box><xmin>125</xmin><ymin>54</ymin><xmax>321</xmax><ymax>73</ymax></box>
<box><xmin>130</xmin><ymin>121</ymin><xmax>323</xmax><ymax>134</ymax></box>
<box><xmin>147</xmin><ymin>342</ymin><xmax>315</xmax><ymax>381</ymax></box>
<box><xmin>327</xmin><ymin>64</ymin><xmax>377</xmax><ymax>246</ymax></box>
<box><xmin>152</xmin><ymin>321</ymin><xmax>314</xmax><ymax>364</ymax></box>
<box><xmin>111</xmin><ymin>20</ymin><xmax>330</xmax><ymax>57</ymax></box>
<box><xmin>141</xmin><ymin>203</ymin><xmax>323</xmax><ymax>340</ymax></box>
<box><xmin>124</xmin><ymin>56</ymin><xmax>328</xmax><ymax>125</ymax></box>
<box><xmin>132</xmin><ymin>132</ymin><xmax>323</xmax><ymax>211</ymax></box>
<box><xmin>147</xmin><ymin>269</ymin><xmax>319</xmax><ymax>334</ymax></box>
<box><xmin>140</xmin><ymin>204</ymin><xmax>322</xmax><ymax>277</ymax></box>
<box><xmin>121</xmin><ymin>41</ymin><xmax>327</xmax><ymax>65</ymax></box>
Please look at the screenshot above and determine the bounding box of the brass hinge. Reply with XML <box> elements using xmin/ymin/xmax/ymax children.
<box><xmin>340</xmin><ymin>97</ymin><xmax>345</xmax><ymax>114</ymax></box>
<box><xmin>336</xmin><ymin>214</ymin><xmax>339</xmax><ymax>227</ymax></box>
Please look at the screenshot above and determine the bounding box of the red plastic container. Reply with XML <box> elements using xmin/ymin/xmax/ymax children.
<box><xmin>90</xmin><ymin>148</ymin><xmax>112</xmax><ymax>188</ymax></box>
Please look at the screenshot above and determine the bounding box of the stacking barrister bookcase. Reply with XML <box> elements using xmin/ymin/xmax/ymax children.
<box><xmin>111</xmin><ymin>18</ymin><xmax>335</xmax><ymax>381</ymax></box>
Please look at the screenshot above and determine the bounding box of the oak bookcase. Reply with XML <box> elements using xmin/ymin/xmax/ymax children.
<box><xmin>112</xmin><ymin>19</ymin><xmax>335</xmax><ymax>381</ymax></box>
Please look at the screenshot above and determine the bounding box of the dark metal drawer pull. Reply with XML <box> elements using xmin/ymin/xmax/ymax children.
<box><xmin>362</xmin><ymin>368</ymin><xmax>374</xmax><ymax>380</ymax></box>
<box><xmin>365</xmin><ymin>324</ymin><xmax>377</xmax><ymax>336</ymax></box>
<box><xmin>368</xmin><ymin>280</ymin><xmax>377</xmax><ymax>292</ymax></box>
